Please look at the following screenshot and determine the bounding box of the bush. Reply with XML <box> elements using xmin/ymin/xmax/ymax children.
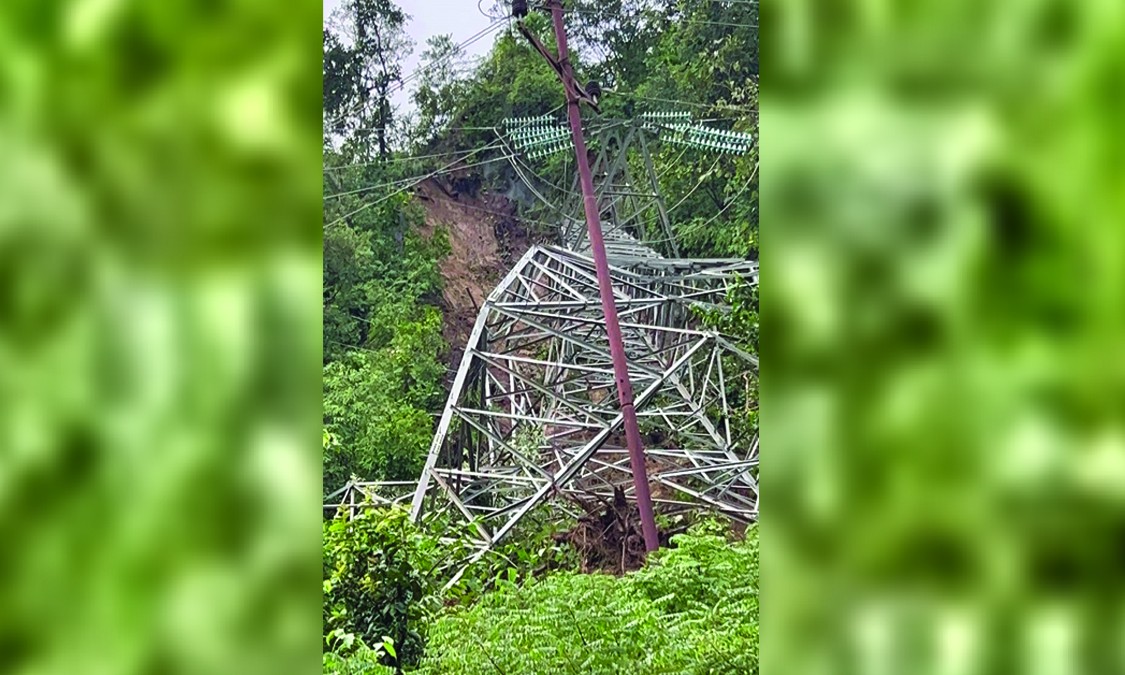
<box><xmin>415</xmin><ymin>528</ymin><xmax>759</xmax><ymax>674</ymax></box>
<box><xmin>323</xmin><ymin>505</ymin><xmax>444</xmax><ymax>672</ymax></box>
<box><xmin>323</xmin><ymin>635</ymin><xmax>397</xmax><ymax>675</ymax></box>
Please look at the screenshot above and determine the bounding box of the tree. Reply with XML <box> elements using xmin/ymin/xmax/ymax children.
<box><xmin>324</xmin><ymin>28</ymin><xmax>361</xmax><ymax>140</ymax></box>
<box><xmin>326</xmin><ymin>0</ymin><xmax>413</xmax><ymax>157</ymax></box>
<box><xmin>321</xmin><ymin>170</ymin><xmax>450</xmax><ymax>490</ymax></box>
<box><xmin>411</xmin><ymin>35</ymin><xmax>470</xmax><ymax>149</ymax></box>
<box><xmin>565</xmin><ymin>0</ymin><xmax>663</xmax><ymax>91</ymax></box>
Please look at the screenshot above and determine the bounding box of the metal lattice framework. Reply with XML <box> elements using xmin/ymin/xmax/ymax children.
<box><xmin>332</xmin><ymin>116</ymin><xmax>757</xmax><ymax>570</ymax></box>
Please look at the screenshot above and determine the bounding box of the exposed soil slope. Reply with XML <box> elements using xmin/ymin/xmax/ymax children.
<box><xmin>414</xmin><ymin>176</ymin><xmax>534</xmax><ymax>377</ymax></box>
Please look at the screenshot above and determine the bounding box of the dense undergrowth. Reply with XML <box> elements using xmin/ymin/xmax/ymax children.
<box><xmin>420</xmin><ymin>528</ymin><xmax>758</xmax><ymax>674</ymax></box>
<box><xmin>323</xmin><ymin>507</ymin><xmax>758</xmax><ymax>675</ymax></box>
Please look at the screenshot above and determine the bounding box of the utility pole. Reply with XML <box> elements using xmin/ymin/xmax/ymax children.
<box><xmin>515</xmin><ymin>0</ymin><xmax>659</xmax><ymax>551</ymax></box>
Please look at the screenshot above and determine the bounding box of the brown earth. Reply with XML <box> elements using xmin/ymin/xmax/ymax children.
<box><xmin>413</xmin><ymin>177</ymin><xmax>533</xmax><ymax>379</ymax></box>
<box><xmin>553</xmin><ymin>486</ymin><xmax>675</xmax><ymax>574</ymax></box>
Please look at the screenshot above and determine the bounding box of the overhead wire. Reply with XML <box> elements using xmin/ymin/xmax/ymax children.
<box><xmin>642</xmin><ymin>162</ymin><xmax>758</xmax><ymax>247</ymax></box>
<box><xmin>325</xmin><ymin>144</ymin><xmax>518</xmax><ymax>226</ymax></box>
<box><xmin>326</xmin><ymin>3</ymin><xmax>756</xmax><ymax>246</ymax></box>
<box><xmin>325</xmin><ymin>140</ymin><xmax>508</xmax><ymax>200</ymax></box>
<box><xmin>331</xmin><ymin>18</ymin><xmax>506</xmax><ymax>125</ymax></box>
<box><xmin>325</xmin><ymin>136</ymin><xmax>501</xmax><ymax>172</ymax></box>
<box><xmin>324</xmin><ymin>153</ymin><xmax>511</xmax><ymax>202</ymax></box>
<box><xmin>386</xmin><ymin>20</ymin><xmax>506</xmax><ymax>96</ymax></box>
<box><xmin>664</xmin><ymin>155</ymin><xmax>725</xmax><ymax>214</ymax></box>
<box><xmin>558</xmin><ymin>6</ymin><xmax>757</xmax><ymax>31</ymax></box>
<box><xmin>610</xmin><ymin>90</ymin><xmax>758</xmax><ymax>115</ymax></box>
<box><xmin>326</xmin><ymin>100</ymin><xmax>569</xmax><ymax>174</ymax></box>
<box><xmin>494</xmin><ymin>116</ymin><xmax>745</xmax><ymax>240</ymax></box>
<box><xmin>494</xmin><ymin>132</ymin><xmax>580</xmax><ymax>221</ymax></box>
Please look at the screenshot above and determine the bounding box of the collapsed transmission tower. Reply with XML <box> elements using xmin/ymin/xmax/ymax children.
<box><xmin>330</xmin><ymin>1</ymin><xmax>757</xmax><ymax>579</ymax></box>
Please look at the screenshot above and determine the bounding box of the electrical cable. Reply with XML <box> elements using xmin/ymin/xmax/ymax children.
<box><xmin>325</xmin><ymin>137</ymin><xmax>501</xmax><ymax>172</ymax></box>
<box><xmin>494</xmin><ymin>132</ymin><xmax>580</xmax><ymax>221</ymax></box>
<box><xmin>325</xmin><ymin>145</ymin><xmax>519</xmax><ymax>226</ymax></box>
<box><xmin>558</xmin><ymin>6</ymin><xmax>757</xmax><ymax>31</ymax></box>
<box><xmin>664</xmin><ymin>156</ymin><xmax>724</xmax><ymax>214</ymax></box>
<box><xmin>325</xmin><ymin>148</ymin><xmax>511</xmax><ymax>202</ymax></box>
<box><xmin>387</xmin><ymin>20</ymin><xmax>506</xmax><ymax>96</ymax></box>
<box><xmin>325</xmin><ymin>100</ymin><xmax>569</xmax><ymax>175</ymax></box>
<box><xmin>641</xmin><ymin>163</ymin><xmax>757</xmax><ymax>247</ymax></box>
<box><xmin>610</xmin><ymin>90</ymin><xmax>758</xmax><ymax>115</ymax></box>
<box><xmin>330</xmin><ymin>18</ymin><xmax>506</xmax><ymax>125</ymax></box>
<box><xmin>325</xmin><ymin>139</ymin><xmax>506</xmax><ymax>198</ymax></box>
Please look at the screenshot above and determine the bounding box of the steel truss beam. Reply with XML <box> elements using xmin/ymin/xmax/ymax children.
<box><xmin>405</xmin><ymin>244</ymin><xmax>757</xmax><ymax>553</ymax></box>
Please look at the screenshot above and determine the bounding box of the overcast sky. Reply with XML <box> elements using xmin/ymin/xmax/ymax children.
<box><xmin>324</xmin><ymin>0</ymin><xmax>503</xmax><ymax>113</ymax></box>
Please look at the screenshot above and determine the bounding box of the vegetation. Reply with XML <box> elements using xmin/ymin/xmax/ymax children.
<box><xmin>323</xmin><ymin>509</ymin><xmax>757</xmax><ymax>675</ymax></box>
<box><xmin>322</xmin><ymin>1</ymin><xmax>757</xmax><ymax>672</ymax></box>
<box><xmin>323</xmin><ymin>506</ymin><xmax>441</xmax><ymax>672</ymax></box>
<box><xmin>418</xmin><ymin>526</ymin><xmax>759</xmax><ymax>674</ymax></box>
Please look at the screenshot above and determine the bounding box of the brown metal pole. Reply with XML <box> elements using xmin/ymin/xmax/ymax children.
<box><xmin>544</xmin><ymin>0</ymin><xmax>659</xmax><ymax>551</ymax></box>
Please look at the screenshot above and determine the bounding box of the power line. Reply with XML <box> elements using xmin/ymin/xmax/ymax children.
<box><xmin>331</xmin><ymin>19</ymin><xmax>506</xmax><ymax>125</ymax></box>
<box><xmin>387</xmin><ymin>20</ymin><xmax>506</xmax><ymax>96</ymax></box>
<box><xmin>324</xmin><ymin>137</ymin><xmax>501</xmax><ymax>172</ymax></box>
<box><xmin>325</xmin><ymin>145</ymin><xmax>516</xmax><ymax>226</ymax></box>
<box><xmin>559</xmin><ymin>7</ymin><xmax>757</xmax><ymax>31</ymax></box>
<box><xmin>325</xmin><ymin>147</ymin><xmax>512</xmax><ymax>202</ymax></box>
<box><xmin>665</xmin><ymin>156</ymin><xmax>725</xmax><ymax>214</ymax></box>
<box><xmin>498</xmin><ymin>135</ymin><xmax>581</xmax><ymax>220</ymax></box>
<box><xmin>325</xmin><ymin>141</ymin><xmax>506</xmax><ymax>198</ymax></box>
<box><xmin>644</xmin><ymin>162</ymin><xmax>757</xmax><ymax>246</ymax></box>
<box><xmin>609</xmin><ymin>90</ymin><xmax>758</xmax><ymax>115</ymax></box>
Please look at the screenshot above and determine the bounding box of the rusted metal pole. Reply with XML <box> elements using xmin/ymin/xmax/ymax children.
<box><xmin>544</xmin><ymin>0</ymin><xmax>659</xmax><ymax>551</ymax></box>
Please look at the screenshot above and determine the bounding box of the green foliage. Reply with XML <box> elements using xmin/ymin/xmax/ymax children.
<box><xmin>414</xmin><ymin>15</ymin><xmax>564</xmax><ymax>155</ymax></box>
<box><xmin>323</xmin><ymin>505</ymin><xmax>445</xmax><ymax>672</ymax></box>
<box><xmin>565</xmin><ymin>0</ymin><xmax>664</xmax><ymax>91</ymax></box>
<box><xmin>632</xmin><ymin>0</ymin><xmax>759</xmax><ymax>259</ymax></box>
<box><xmin>325</xmin><ymin>0</ymin><xmax>413</xmax><ymax>156</ymax></box>
<box><xmin>698</xmin><ymin>279</ymin><xmax>759</xmax><ymax>442</ymax></box>
<box><xmin>324</xmin><ymin>28</ymin><xmax>362</xmax><ymax>139</ymax></box>
<box><xmin>323</xmin><ymin>632</ymin><xmax>397</xmax><ymax>675</ymax></box>
<box><xmin>2</xmin><ymin>0</ymin><xmax>324</xmax><ymax>672</ymax></box>
<box><xmin>410</xmin><ymin>35</ymin><xmax>471</xmax><ymax>149</ymax></box>
<box><xmin>415</xmin><ymin>530</ymin><xmax>759</xmax><ymax>674</ymax></box>
<box><xmin>446</xmin><ymin>511</ymin><xmax>581</xmax><ymax>604</ymax></box>
<box><xmin>322</xmin><ymin>155</ymin><xmax>451</xmax><ymax>489</ymax></box>
<box><xmin>323</xmin><ymin>345</ymin><xmax>442</xmax><ymax>485</ymax></box>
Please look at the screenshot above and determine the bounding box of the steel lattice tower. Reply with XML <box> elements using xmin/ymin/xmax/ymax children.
<box><xmin>330</xmin><ymin>116</ymin><xmax>757</xmax><ymax>575</ymax></box>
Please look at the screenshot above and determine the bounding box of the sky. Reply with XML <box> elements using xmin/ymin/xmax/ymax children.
<box><xmin>323</xmin><ymin>0</ymin><xmax>504</xmax><ymax>113</ymax></box>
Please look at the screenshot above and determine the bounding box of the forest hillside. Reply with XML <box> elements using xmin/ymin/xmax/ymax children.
<box><xmin>322</xmin><ymin>2</ymin><xmax>758</xmax><ymax>672</ymax></box>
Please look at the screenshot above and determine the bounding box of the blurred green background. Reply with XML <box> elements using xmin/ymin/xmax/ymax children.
<box><xmin>0</xmin><ymin>2</ymin><xmax>323</xmax><ymax>674</ymax></box>
<box><xmin>763</xmin><ymin>0</ymin><xmax>1125</xmax><ymax>672</ymax></box>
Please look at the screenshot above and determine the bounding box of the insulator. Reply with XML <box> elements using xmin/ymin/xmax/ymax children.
<box><xmin>512</xmin><ymin>0</ymin><xmax>529</xmax><ymax>18</ymax></box>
